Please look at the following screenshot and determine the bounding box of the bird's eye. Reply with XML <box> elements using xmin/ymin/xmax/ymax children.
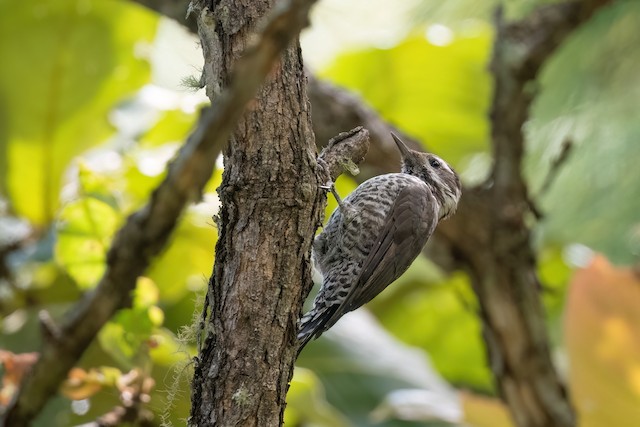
<box><xmin>429</xmin><ymin>158</ymin><xmax>441</xmax><ymax>168</ymax></box>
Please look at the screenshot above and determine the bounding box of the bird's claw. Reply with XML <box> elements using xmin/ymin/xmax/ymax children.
<box><xmin>319</xmin><ymin>181</ymin><xmax>334</xmax><ymax>191</ymax></box>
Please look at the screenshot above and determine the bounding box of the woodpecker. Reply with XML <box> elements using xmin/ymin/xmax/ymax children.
<box><xmin>298</xmin><ymin>133</ymin><xmax>461</xmax><ymax>351</ymax></box>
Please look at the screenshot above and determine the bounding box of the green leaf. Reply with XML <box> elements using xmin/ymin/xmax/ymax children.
<box><xmin>321</xmin><ymin>25</ymin><xmax>492</xmax><ymax>167</ymax></box>
<box><xmin>0</xmin><ymin>0</ymin><xmax>157</xmax><ymax>225</ymax></box>
<box><xmin>286</xmin><ymin>367</ymin><xmax>351</xmax><ymax>427</ymax></box>
<box><xmin>99</xmin><ymin>320</ymin><xmax>148</xmax><ymax>369</ymax></box>
<box><xmin>55</xmin><ymin>197</ymin><xmax>121</xmax><ymax>289</ymax></box>
<box><xmin>98</xmin><ymin>279</ymin><xmax>164</xmax><ymax>368</ymax></box>
<box><xmin>149</xmin><ymin>328</ymin><xmax>192</xmax><ymax>366</ymax></box>
<box><xmin>139</xmin><ymin>109</ymin><xmax>199</xmax><ymax>148</ymax></box>
<box><xmin>375</xmin><ymin>272</ymin><xmax>492</xmax><ymax>391</ymax></box>
<box><xmin>147</xmin><ymin>209</ymin><xmax>217</xmax><ymax>303</ymax></box>
<box><xmin>133</xmin><ymin>276</ymin><xmax>160</xmax><ymax>308</ymax></box>
<box><xmin>537</xmin><ymin>246</ymin><xmax>572</xmax><ymax>346</ymax></box>
<box><xmin>298</xmin><ymin>310</ymin><xmax>460</xmax><ymax>427</ymax></box>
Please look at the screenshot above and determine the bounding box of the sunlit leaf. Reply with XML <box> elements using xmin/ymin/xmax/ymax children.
<box><xmin>147</xmin><ymin>209</ymin><xmax>217</xmax><ymax>303</ymax></box>
<box><xmin>0</xmin><ymin>350</ymin><xmax>38</xmax><ymax>405</ymax></box>
<box><xmin>321</xmin><ymin>24</ymin><xmax>492</xmax><ymax>168</ymax></box>
<box><xmin>460</xmin><ymin>391</ymin><xmax>514</xmax><ymax>427</ymax></box>
<box><xmin>537</xmin><ymin>246</ymin><xmax>572</xmax><ymax>345</ymax></box>
<box><xmin>76</xmin><ymin>162</ymin><xmax>120</xmax><ymax>207</ymax></box>
<box><xmin>122</xmin><ymin>145</ymin><xmax>177</xmax><ymax>209</ymax></box>
<box><xmin>286</xmin><ymin>367</ymin><xmax>351</xmax><ymax>427</ymax></box>
<box><xmin>149</xmin><ymin>328</ymin><xmax>192</xmax><ymax>366</ymax></box>
<box><xmin>55</xmin><ymin>197</ymin><xmax>121</xmax><ymax>289</ymax></box>
<box><xmin>133</xmin><ymin>277</ymin><xmax>160</xmax><ymax>308</ymax></box>
<box><xmin>375</xmin><ymin>272</ymin><xmax>492</xmax><ymax>391</ymax></box>
<box><xmin>565</xmin><ymin>255</ymin><xmax>640</xmax><ymax>427</ymax></box>
<box><xmin>0</xmin><ymin>0</ymin><xmax>157</xmax><ymax>225</ymax></box>
<box><xmin>139</xmin><ymin>109</ymin><xmax>198</xmax><ymax>147</ymax></box>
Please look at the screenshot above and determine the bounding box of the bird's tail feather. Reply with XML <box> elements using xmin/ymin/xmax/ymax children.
<box><xmin>296</xmin><ymin>305</ymin><xmax>338</xmax><ymax>355</ymax></box>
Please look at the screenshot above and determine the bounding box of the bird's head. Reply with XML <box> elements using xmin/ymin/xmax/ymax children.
<box><xmin>392</xmin><ymin>133</ymin><xmax>461</xmax><ymax>220</ymax></box>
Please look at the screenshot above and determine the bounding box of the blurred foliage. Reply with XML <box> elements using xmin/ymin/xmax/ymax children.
<box><xmin>320</xmin><ymin>23</ymin><xmax>492</xmax><ymax>168</ymax></box>
<box><xmin>0</xmin><ymin>0</ymin><xmax>639</xmax><ymax>426</ymax></box>
<box><xmin>0</xmin><ymin>0</ymin><xmax>156</xmax><ymax>226</ymax></box>
<box><xmin>527</xmin><ymin>0</ymin><xmax>640</xmax><ymax>264</ymax></box>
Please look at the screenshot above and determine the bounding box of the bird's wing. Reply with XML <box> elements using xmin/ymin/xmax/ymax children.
<box><xmin>324</xmin><ymin>182</ymin><xmax>438</xmax><ymax>328</ymax></box>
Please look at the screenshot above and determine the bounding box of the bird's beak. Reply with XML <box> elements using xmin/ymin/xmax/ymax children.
<box><xmin>391</xmin><ymin>132</ymin><xmax>411</xmax><ymax>159</ymax></box>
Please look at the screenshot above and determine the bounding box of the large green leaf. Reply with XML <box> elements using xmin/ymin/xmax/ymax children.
<box><xmin>286</xmin><ymin>368</ymin><xmax>352</xmax><ymax>427</ymax></box>
<box><xmin>321</xmin><ymin>25</ymin><xmax>492</xmax><ymax>167</ymax></box>
<box><xmin>373</xmin><ymin>272</ymin><xmax>492</xmax><ymax>391</ymax></box>
<box><xmin>55</xmin><ymin>196</ymin><xmax>121</xmax><ymax>289</ymax></box>
<box><xmin>147</xmin><ymin>209</ymin><xmax>218</xmax><ymax>303</ymax></box>
<box><xmin>298</xmin><ymin>310</ymin><xmax>461</xmax><ymax>427</ymax></box>
<box><xmin>0</xmin><ymin>0</ymin><xmax>157</xmax><ymax>225</ymax></box>
<box><xmin>526</xmin><ymin>1</ymin><xmax>640</xmax><ymax>264</ymax></box>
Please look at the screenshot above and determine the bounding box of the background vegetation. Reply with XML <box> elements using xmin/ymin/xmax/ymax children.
<box><xmin>0</xmin><ymin>0</ymin><xmax>638</xmax><ymax>425</ymax></box>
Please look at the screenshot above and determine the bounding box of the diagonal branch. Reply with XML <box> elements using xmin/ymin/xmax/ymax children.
<box><xmin>1</xmin><ymin>0</ymin><xmax>321</xmax><ymax>424</ymax></box>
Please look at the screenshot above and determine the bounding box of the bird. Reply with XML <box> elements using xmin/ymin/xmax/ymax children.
<box><xmin>298</xmin><ymin>133</ymin><xmax>461</xmax><ymax>351</ymax></box>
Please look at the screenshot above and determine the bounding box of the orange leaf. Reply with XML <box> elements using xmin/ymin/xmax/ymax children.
<box><xmin>565</xmin><ymin>255</ymin><xmax>640</xmax><ymax>427</ymax></box>
<box><xmin>0</xmin><ymin>350</ymin><xmax>38</xmax><ymax>406</ymax></box>
<box><xmin>461</xmin><ymin>391</ymin><xmax>514</xmax><ymax>427</ymax></box>
<box><xmin>60</xmin><ymin>367</ymin><xmax>103</xmax><ymax>401</ymax></box>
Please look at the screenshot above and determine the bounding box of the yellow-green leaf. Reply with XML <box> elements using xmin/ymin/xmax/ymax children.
<box><xmin>321</xmin><ymin>24</ymin><xmax>492</xmax><ymax>167</ymax></box>
<box><xmin>147</xmin><ymin>209</ymin><xmax>217</xmax><ymax>303</ymax></box>
<box><xmin>0</xmin><ymin>0</ymin><xmax>157</xmax><ymax>225</ymax></box>
<box><xmin>286</xmin><ymin>367</ymin><xmax>351</xmax><ymax>427</ymax></box>
<box><xmin>55</xmin><ymin>197</ymin><xmax>120</xmax><ymax>289</ymax></box>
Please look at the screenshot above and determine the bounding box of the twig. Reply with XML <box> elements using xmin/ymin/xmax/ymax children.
<box><xmin>539</xmin><ymin>138</ymin><xmax>574</xmax><ymax>197</ymax></box>
<box><xmin>1</xmin><ymin>0</ymin><xmax>321</xmax><ymax>424</ymax></box>
<box><xmin>318</xmin><ymin>126</ymin><xmax>369</xmax><ymax>182</ymax></box>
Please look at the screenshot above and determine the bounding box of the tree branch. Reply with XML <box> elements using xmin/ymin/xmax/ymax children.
<box><xmin>317</xmin><ymin>126</ymin><xmax>369</xmax><ymax>182</ymax></box>
<box><xmin>1</xmin><ymin>0</ymin><xmax>323</xmax><ymax>424</ymax></box>
<box><xmin>472</xmin><ymin>2</ymin><xmax>613</xmax><ymax>427</ymax></box>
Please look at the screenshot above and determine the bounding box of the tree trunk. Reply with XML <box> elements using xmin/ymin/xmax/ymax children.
<box><xmin>189</xmin><ymin>1</ymin><xmax>319</xmax><ymax>425</ymax></box>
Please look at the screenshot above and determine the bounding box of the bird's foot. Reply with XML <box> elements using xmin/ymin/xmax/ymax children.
<box><xmin>320</xmin><ymin>181</ymin><xmax>347</xmax><ymax>212</ymax></box>
<box><xmin>320</xmin><ymin>181</ymin><xmax>357</xmax><ymax>222</ymax></box>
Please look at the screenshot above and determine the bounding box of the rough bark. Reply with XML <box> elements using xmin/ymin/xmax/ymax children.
<box><xmin>187</xmin><ymin>1</ymin><xmax>369</xmax><ymax>426</ymax></box>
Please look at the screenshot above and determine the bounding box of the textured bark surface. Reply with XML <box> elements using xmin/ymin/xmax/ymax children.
<box><xmin>189</xmin><ymin>1</ymin><xmax>318</xmax><ymax>425</ymax></box>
